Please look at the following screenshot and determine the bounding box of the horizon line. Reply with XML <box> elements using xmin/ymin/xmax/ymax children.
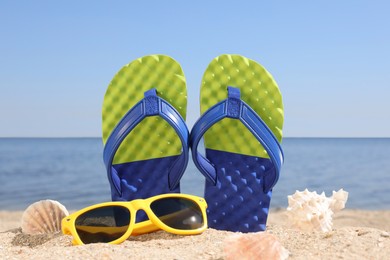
<box><xmin>1</xmin><ymin>136</ymin><xmax>390</xmax><ymax>139</ymax></box>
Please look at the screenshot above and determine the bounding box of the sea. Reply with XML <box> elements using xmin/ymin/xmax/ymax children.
<box><xmin>0</xmin><ymin>138</ymin><xmax>389</xmax><ymax>211</ymax></box>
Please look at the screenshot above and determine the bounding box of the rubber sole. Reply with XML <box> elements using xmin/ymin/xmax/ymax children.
<box><xmin>102</xmin><ymin>55</ymin><xmax>187</xmax><ymax>204</ymax></box>
<box><xmin>200</xmin><ymin>54</ymin><xmax>284</xmax><ymax>232</ymax></box>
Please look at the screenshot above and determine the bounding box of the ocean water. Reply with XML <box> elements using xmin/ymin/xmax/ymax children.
<box><xmin>0</xmin><ymin>138</ymin><xmax>389</xmax><ymax>211</ymax></box>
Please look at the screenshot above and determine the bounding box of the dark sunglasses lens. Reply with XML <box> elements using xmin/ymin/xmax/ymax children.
<box><xmin>75</xmin><ymin>206</ymin><xmax>130</xmax><ymax>244</ymax></box>
<box><xmin>150</xmin><ymin>198</ymin><xmax>203</xmax><ymax>230</ymax></box>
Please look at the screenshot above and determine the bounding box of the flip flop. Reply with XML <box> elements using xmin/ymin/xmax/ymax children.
<box><xmin>102</xmin><ymin>55</ymin><xmax>189</xmax><ymax>207</ymax></box>
<box><xmin>190</xmin><ymin>54</ymin><xmax>284</xmax><ymax>232</ymax></box>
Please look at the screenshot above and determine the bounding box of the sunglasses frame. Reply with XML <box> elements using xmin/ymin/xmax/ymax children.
<box><xmin>61</xmin><ymin>193</ymin><xmax>208</xmax><ymax>245</ymax></box>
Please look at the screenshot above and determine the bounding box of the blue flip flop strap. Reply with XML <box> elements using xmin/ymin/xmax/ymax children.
<box><xmin>190</xmin><ymin>86</ymin><xmax>284</xmax><ymax>192</ymax></box>
<box><xmin>103</xmin><ymin>88</ymin><xmax>189</xmax><ymax>195</ymax></box>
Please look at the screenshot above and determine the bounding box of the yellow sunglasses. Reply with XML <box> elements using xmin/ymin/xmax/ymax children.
<box><xmin>61</xmin><ymin>194</ymin><xmax>208</xmax><ymax>245</ymax></box>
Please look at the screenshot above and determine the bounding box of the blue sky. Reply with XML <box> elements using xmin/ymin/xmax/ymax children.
<box><xmin>1</xmin><ymin>1</ymin><xmax>389</xmax><ymax>137</ymax></box>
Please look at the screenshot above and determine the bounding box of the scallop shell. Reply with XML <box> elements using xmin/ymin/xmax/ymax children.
<box><xmin>21</xmin><ymin>200</ymin><xmax>69</xmax><ymax>234</ymax></box>
<box><xmin>286</xmin><ymin>189</ymin><xmax>348</xmax><ymax>232</ymax></box>
<box><xmin>224</xmin><ymin>232</ymin><xmax>289</xmax><ymax>260</ymax></box>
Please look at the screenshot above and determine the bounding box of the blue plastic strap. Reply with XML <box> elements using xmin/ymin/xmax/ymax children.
<box><xmin>189</xmin><ymin>86</ymin><xmax>283</xmax><ymax>192</ymax></box>
<box><xmin>103</xmin><ymin>88</ymin><xmax>189</xmax><ymax>195</ymax></box>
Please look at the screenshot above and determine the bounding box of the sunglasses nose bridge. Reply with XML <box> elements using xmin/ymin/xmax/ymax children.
<box><xmin>130</xmin><ymin>199</ymin><xmax>148</xmax><ymax>211</ymax></box>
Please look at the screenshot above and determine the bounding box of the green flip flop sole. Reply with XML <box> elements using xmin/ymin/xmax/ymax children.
<box><xmin>191</xmin><ymin>54</ymin><xmax>284</xmax><ymax>232</ymax></box>
<box><xmin>103</xmin><ymin>55</ymin><xmax>187</xmax><ymax>164</ymax></box>
<box><xmin>102</xmin><ymin>55</ymin><xmax>188</xmax><ymax>206</ymax></box>
<box><xmin>201</xmin><ymin>54</ymin><xmax>283</xmax><ymax>158</ymax></box>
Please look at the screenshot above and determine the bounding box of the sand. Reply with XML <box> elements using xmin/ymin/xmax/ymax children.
<box><xmin>0</xmin><ymin>209</ymin><xmax>389</xmax><ymax>259</ymax></box>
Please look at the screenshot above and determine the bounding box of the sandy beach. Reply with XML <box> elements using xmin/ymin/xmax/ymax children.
<box><xmin>0</xmin><ymin>208</ymin><xmax>389</xmax><ymax>259</ymax></box>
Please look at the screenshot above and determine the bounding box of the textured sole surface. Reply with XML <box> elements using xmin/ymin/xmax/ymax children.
<box><xmin>200</xmin><ymin>54</ymin><xmax>284</xmax><ymax>232</ymax></box>
<box><xmin>204</xmin><ymin>149</ymin><xmax>273</xmax><ymax>231</ymax></box>
<box><xmin>114</xmin><ymin>156</ymin><xmax>181</xmax><ymax>222</ymax></box>
<box><xmin>102</xmin><ymin>55</ymin><xmax>186</xmax><ymax>205</ymax></box>
<box><xmin>103</xmin><ymin>55</ymin><xmax>187</xmax><ymax>164</ymax></box>
<box><xmin>201</xmin><ymin>54</ymin><xmax>283</xmax><ymax>157</ymax></box>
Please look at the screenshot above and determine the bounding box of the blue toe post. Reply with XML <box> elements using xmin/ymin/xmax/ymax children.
<box><xmin>190</xmin><ymin>86</ymin><xmax>284</xmax><ymax>232</ymax></box>
<box><xmin>103</xmin><ymin>89</ymin><xmax>189</xmax><ymax>205</ymax></box>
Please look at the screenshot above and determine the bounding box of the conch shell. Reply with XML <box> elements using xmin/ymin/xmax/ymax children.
<box><xmin>286</xmin><ymin>189</ymin><xmax>348</xmax><ymax>232</ymax></box>
<box><xmin>21</xmin><ymin>200</ymin><xmax>69</xmax><ymax>234</ymax></box>
<box><xmin>224</xmin><ymin>232</ymin><xmax>289</xmax><ymax>260</ymax></box>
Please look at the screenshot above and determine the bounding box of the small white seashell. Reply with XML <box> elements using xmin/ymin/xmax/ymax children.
<box><xmin>329</xmin><ymin>189</ymin><xmax>349</xmax><ymax>212</ymax></box>
<box><xmin>224</xmin><ymin>232</ymin><xmax>289</xmax><ymax>260</ymax></box>
<box><xmin>286</xmin><ymin>189</ymin><xmax>348</xmax><ymax>232</ymax></box>
<box><xmin>21</xmin><ymin>200</ymin><xmax>69</xmax><ymax>234</ymax></box>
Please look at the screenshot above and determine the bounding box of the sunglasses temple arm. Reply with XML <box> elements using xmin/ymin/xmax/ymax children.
<box><xmin>131</xmin><ymin>220</ymin><xmax>161</xmax><ymax>236</ymax></box>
